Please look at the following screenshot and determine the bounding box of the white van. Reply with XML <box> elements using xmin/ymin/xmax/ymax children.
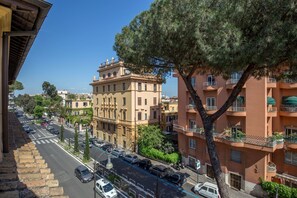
<box><xmin>194</xmin><ymin>182</ymin><xmax>221</xmax><ymax>198</ymax></box>
<box><xmin>95</xmin><ymin>178</ymin><xmax>118</xmax><ymax>198</ymax></box>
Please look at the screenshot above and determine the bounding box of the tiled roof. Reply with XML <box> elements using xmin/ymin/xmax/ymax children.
<box><xmin>0</xmin><ymin>113</ymin><xmax>68</xmax><ymax>198</ymax></box>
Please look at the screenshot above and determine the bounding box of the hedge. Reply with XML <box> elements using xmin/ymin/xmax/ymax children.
<box><xmin>261</xmin><ymin>180</ymin><xmax>297</xmax><ymax>198</ymax></box>
<box><xmin>139</xmin><ymin>147</ymin><xmax>180</xmax><ymax>164</ymax></box>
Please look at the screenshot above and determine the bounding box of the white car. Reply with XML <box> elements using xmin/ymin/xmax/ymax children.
<box><xmin>194</xmin><ymin>182</ymin><xmax>221</xmax><ymax>198</ymax></box>
<box><xmin>111</xmin><ymin>149</ymin><xmax>125</xmax><ymax>158</ymax></box>
<box><xmin>95</xmin><ymin>178</ymin><xmax>117</xmax><ymax>198</ymax></box>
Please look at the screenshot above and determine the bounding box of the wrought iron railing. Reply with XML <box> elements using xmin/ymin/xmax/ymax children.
<box><xmin>284</xmin><ymin>135</ymin><xmax>297</xmax><ymax>144</ymax></box>
<box><xmin>267</xmin><ymin>162</ymin><xmax>277</xmax><ymax>172</ymax></box>
<box><xmin>267</xmin><ymin>78</ymin><xmax>277</xmax><ymax>83</ymax></box>
<box><xmin>282</xmin><ymin>79</ymin><xmax>297</xmax><ymax>83</ymax></box>
<box><xmin>186</xmin><ymin>104</ymin><xmax>196</xmax><ymax>110</ymax></box>
<box><xmin>226</xmin><ymin>79</ymin><xmax>239</xmax><ymax>85</ymax></box>
<box><xmin>227</xmin><ymin>106</ymin><xmax>246</xmax><ymax>112</ymax></box>
<box><xmin>280</xmin><ymin>106</ymin><xmax>297</xmax><ymax>112</ymax></box>
<box><xmin>203</xmin><ymin>82</ymin><xmax>217</xmax><ymax>87</ymax></box>
<box><xmin>267</xmin><ymin>107</ymin><xmax>277</xmax><ymax>112</ymax></box>
<box><xmin>205</xmin><ymin>106</ymin><xmax>217</xmax><ymax>111</ymax></box>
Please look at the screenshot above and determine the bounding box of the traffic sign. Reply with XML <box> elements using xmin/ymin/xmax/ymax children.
<box><xmin>196</xmin><ymin>160</ymin><xmax>201</xmax><ymax>170</ymax></box>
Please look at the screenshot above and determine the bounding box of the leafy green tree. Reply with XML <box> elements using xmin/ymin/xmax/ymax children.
<box><xmin>34</xmin><ymin>95</ymin><xmax>44</xmax><ymax>106</ymax></box>
<box><xmin>42</xmin><ymin>81</ymin><xmax>58</xmax><ymax>98</ymax></box>
<box><xmin>114</xmin><ymin>1</ymin><xmax>297</xmax><ymax>197</ymax></box>
<box><xmin>67</xmin><ymin>94</ymin><xmax>77</xmax><ymax>100</ymax></box>
<box><xmin>60</xmin><ymin>125</ymin><xmax>64</xmax><ymax>142</ymax></box>
<box><xmin>33</xmin><ymin>105</ymin><xmax>44</xmax><ymax>118</ymax></box>
<box><xmin>83</xmin><ymin>128</ymin><xmax>90</xmax><ymax>161</ymax></box>
<box><xmin>138</xmin><ymin>125</ymin><xmax>164</xmax><ymax>149</ymax></box>
<box><xmin>9</xmin><ymin>81</ymin><xmax>24</xmax><ymax>93</ymax></box>
<box><xmin>74</xmin><ymin>127</ymin><xmax>79</xmax><ymax>153</ymax></box>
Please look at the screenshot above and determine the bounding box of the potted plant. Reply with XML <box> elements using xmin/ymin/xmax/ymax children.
<box><xmin>272</xmin><ymin>132</ymin><xmax>284</xmax><ymax>144</ymax></box>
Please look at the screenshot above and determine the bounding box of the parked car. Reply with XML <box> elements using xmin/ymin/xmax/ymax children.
<box><xmin>149</xmin><ymin>165</ymin><xmax>173</xmax><ymax>178</ymax></box>
<box><xmin>74</xmin><ymin>165</ymin><xmax>93</xmax><ymax>183</ymax></box>
<box><xmin>165</xmin><ymin>172</ymin><xmax>187</xmax><ymax>187</ymax></box>
<box><xmin>111</xmin><ymin>149</ymin><xmax>125</xmax><ymax>158</ymax></box>
<box><xmin>93</xmin><ymin>140</ymin><xmax>106</xmax><ymax>147</ymax></box>
<box><xmin>81</xmin><ymin>141</ymin><xmax>93</xmax><ymax>148</ymax></box>
<box><xmin>101</xmin><ymin>144</ymin><xmax>113</xmax><ymax>152</ymax></box>
<box><xmin>46</xmin><ymin>125</ymin><xmax>54</xmax><ymax>132</ymax></box>
<box><xmin>137</xmin><ymin>159</ymin><xmax>152</xmax><ymax>170</ymax></box>
<box><xmin>51</xmin><ymin>128</ymin><xmax>59</xmax><ymax>135</ymax></box>
<box><xmin>194</xmin><ymin>182</ymin><xmax>221</xmax><ymax>198</ymax></box>
<box><xmin>123</xmin><ymin>154</ymin><xmax>139</xmax><ymax>164</ymax></box>
<box><xmin>41</xmin><ymin>122</ymin><xmax>48</xmax><ymax>127</ymax></box>
<box><xmin>95</xmin><ymin>178</ymin><xmax>117</xmax><ymax>198</ymax></box>
<box><xmin>22</xmin><ymin>125</ymin><xmax>32</xmax><ymax>133</ymax></box>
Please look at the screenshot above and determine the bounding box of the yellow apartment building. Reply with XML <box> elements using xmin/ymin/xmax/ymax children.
<box><xmin>174</xmin><ymin>72</ymin><xmax>297</xmax><ymax>194</ymax></box>
<box><xmin>90</xmin><ymin>59</ymin><xmax>162</xmax><ymax>151</ymax></box>
<box><xmin>160</xmin><ymin>98</ymin><xmax>178</xmax><ymax>133</ymax></box>
<box><xmin>65</xmin><ymin>97</ymin><xmax>92</xmax><ymax>116</ymax></box>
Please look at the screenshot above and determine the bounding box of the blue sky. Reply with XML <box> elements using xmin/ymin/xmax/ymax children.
<box><xmin>17</xmin><ymin>0</ymin><xmax>177</xmax><ymax>97</ymax></box>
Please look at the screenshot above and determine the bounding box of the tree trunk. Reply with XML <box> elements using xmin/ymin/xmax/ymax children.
<box><xmin>204</xmin><ymin>119</ymin><xmax>229</xmax><ymax>198</ymax></box>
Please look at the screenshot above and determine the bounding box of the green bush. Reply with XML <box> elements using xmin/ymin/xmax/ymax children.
<box><xmin>140</xmin><ymin>147</ymin><xmax>180</xmax><ymax>164</ymax></box>
<box><xmin>261</xmin><ymin>181</ymin><xmax>297</xmax><ymax>198</ymax></box>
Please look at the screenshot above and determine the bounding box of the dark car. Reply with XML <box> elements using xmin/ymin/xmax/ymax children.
<box><xmin>101</xmin><ymin>144</ymin><xmax>113</xmax><ymax>152</ymax></box>
<box><xmin>81</xmin><ymin>141</ymin><xmax>93</xmax><ymax>148</ymax></box>
<box><xmin>51</xmin><ymin>128</ymin><xmax>59</xmax><ymax>135</ymax></box>
<box><xmin>22</xmin><ymin>125</ymin><xmax>32</xmax><ymax>133</ymax></box>
<box><xmin>137</xmin><ymin>159</ymin><xmax>152</xmax><ymax>170</ymax></box>
<box><xmin>74</xmin><ymin>165</ymin><xmax>93</xmax><ymax>183</ymax></box>
<box><xmin>149</xmin><ymin>165</ymin><xmax>173</xmax><ymax>178</ymax></box>
<box><xmin>165</xmin><ymin>172</ymin><xmax>187</xmax><ymax>187</ymax></box>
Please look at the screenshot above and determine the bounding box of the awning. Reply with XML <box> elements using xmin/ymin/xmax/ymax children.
<box><xmin>282</xmin><ymin>96</ymin><xmax>297</xmax><ymax>106</ymax></box>
<box><xmin>267</xmin><ymin>97</ymin><xmax>276</xmax><ymax>106</ymax></box>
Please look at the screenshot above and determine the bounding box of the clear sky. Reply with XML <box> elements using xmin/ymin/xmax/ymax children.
<box><xmin>17</xmin><ymin>0</ymin><xmax>177</xmax><ymax>97</ymax></box>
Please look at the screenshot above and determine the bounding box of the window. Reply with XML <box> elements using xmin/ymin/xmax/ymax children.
<box><xmin>96</xmin><ymin>98</ymin><xmax>98</xmax><ymax>105</ymax></box>
<box><xmin>103</xmin><ymin>123</ymin><xmax>106</xmax><ymax>130</ymax></box>
<box><xmin>189</xmin><ymin>119</ymin><xmax>196</xmax><ymax>130</ymax></box>
<box><xmin>144</xmin><ymin>83</ymin><xmax>147</xmax><ymax>91</ymax></box>
<box><xmin>231</xmin><ymin>150</ymin><xmax>241</xmax><ymax>163</ymax></box>
<box><xmin>113</xmin><ymin>84</ymin><xmax>116</xmax><ymax>91</ymax></box>
<box><xmin>153</xmin><ymin>111</ymin><xmax>157</xmax><ymax>119</ymax></box>
<box><xmin>285</xmin><ymin>128</ymin><xmax>297</xmax><ymax>136</ymax></box>
<box><xmin>153</xmin><ymin>84</ymin><xmax>157</xmax><ymax>92</ymax></box>
<box><xmin>103</xmin><ymin>86</ymin><xmax>105</xmax><ymax>92</ymax></box>
<box><xmin>189</xmin><ymin>138</ymin><xmax>196</xmax><ymax>149</ymax></box>
<box><xmin>108</xmin><ymin>135</ymin><xmax>111</xmax><ymax>142</ymax></box>
<box><xmin>83</xmin><ymin>102</ymin><xmax>87</xmax><ymax>107</ymax></box>
<box><xmin>145</xmin><ymin>99</ymin><xmax>147</xmax><ymax>105</ymax></box>
<box><xmin>191</xmin><ymin>77</ymin><xmax>196</xmax><ymax>87</ymax></box>
<box><xmin>108</xmin><ymin>85</ymin><xmax>110</xmax><ymax>91</ymax></box>
<box><xmin>113</xmin><ymin>71</ymin><xmax>117</xmax><ymax>77</ymax></box>
<box><xmin>96</xmin><ymin>86</ymin><xmax>98</xmax><ymax>93</ymax></box>
<box><xmin>206</xmin><ymin>164</ymin><xmax>215</xmax><ymax>179</ymax></box>
<box><xmin>285</xmin><ymin>151</ymin><xmax>297</xmax><ymax>165</ymax></box>
<box><xmin>108</xmin><ymin>110</ymin><xmax>110</xmax><ymax>118</ymax></box>
<box><xmin>206</xmin><ymin>97</ymin><xmax>216</xmax><ymax>109</ymax></box>
<box><xmin>145</xmin><ymin>113</ymin><xmax>147</xmax><ymax>120</ymax></box>
<box><xmin>114</xmin><ymin>98</ymin><xmax>116</xmax><ymax>104</ymax></box>
<box><xmin>108</xmin><ymin>123</ymin><xmax>110</xmax><ymax>131</ymax></box>
<box><xmin>138</xmin><ymin>112</ymin><xmax>142</xmax><ymax>120</ymax></box>
<box><xmin>108</xmin><ymin>98</ymin><xmax>111</xmax><ymax>104</ymax></box>
<box><xmin>207</xmin><ymin>75</ymin><xmax>216</xmax><ymax>85</ymax></box>
<box><xmin>114</xmin><ymin>109</ymin><xmax>116</xmax><ymax>118</ymax></box>
<box><xmin>153</xmin><ymin>97</ymin><xmax>157</xmax><ymax>105</ymax></box>
<box><xmin>76</xmin><ymin>102</ymin><xmax>78</xmax><ymax>107</ymax></box>
<box><xmin>113</xmin><ymin>124</ymin><xmax>116</xmax><ymax>132</ymax></box>
<box><xmin>103</xmin><ymin>74</ymin><xmax>106</xmax><ymax>79</ymax></box>
<box><xmin>138</xmin><ymin>97</ymin><xmax>142</xmax><ymax>105</ymax></box>
<box><xmin>230</xmin><ymin>173</ymin><xmax>241</xmax><ymax>190</ymax></box>
<box><xmin>96</xmin><ymin>109</ymin><xmax>99</xmax><ymax>116</ymax></box>
<box><xmin>114</xmin><ymin>137</ymin><xmax>117</xmax><ymax>145</ymax></box>
<box><xmin>108</xmin><ymin>73</ymin><xmax>111</xmax><ymax>78</ymax></box>
<box><xmin>123</xmin><ymin>140</ymin><xmax>126</xmax><ymax>148</ymax></box>
<box><xmin>138</xmin><ymin>83</ymin><xmax>142</xmax><ymax>91</ymax></box>
<box><xmin>123</xmin><ymin>126</ymin><xmax>126</xmax><ymax>136</ymax></box>
<box><xmin>122</xmin><ymin>83</ymin><xmax>126</xmax><ymax>90</ymax></box>
<box><xmin>123</xmin><ymin>111</ymin><xmax>126</xmax><ymax>120</ymax></box>
<box><xmin>123</xmin><ymin>97</ymin><xmax>126</xmax><ymax>106</ymax></box>
<box><xmin>103</xmin><ymin>134</ymin><xmax>106</xmax><ymax>140</ymax></box>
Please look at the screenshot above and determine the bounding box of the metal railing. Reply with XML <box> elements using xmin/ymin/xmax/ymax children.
<box><xmin>284</xmin><ymin>135</ymin><xmax>297</xmax><ymax>144</ymax></box>
<box><xmin>205</xmin><ymin>106</ymin><xmax>217</xmax><ymax>111</ymax></box>
<box><xmin>227</xmin><ymin>106</ymin><xmax>246</xmax><ymax>112</ymax></box>
<box><xmin>226</xmin><ymin>79</ymin><xmax>239</xmax><ymax>85</ymax></box>
<box><xmin>267</xmin><ymin>162</ymin><xmax>277</xmax><ymax>173</ymax></box>
<box><xmin>267</xmin><ymin>78</ymin><xmax>277</xmax><ymax>83</ymax></box>
<box><xmin>173</xmin><ymin>124</ymin><xmax>204</xmax><ymax>135</ymax></box>
<box><xmin>186</xmin><ymin>104</ymin><xmax>196</xmax><ymax>110</ymax></box>
<box><xmin>282</xmin><ymin>79</ymin><xmax>297</xmax><ymax>84</ymax></box>
<box><xmin>203</xmin><ymin>81</ymin><xmax>217</xmax><ymax>87</ymax></box>
<box><xmin>267</xmin><ymin>107</ymin><xmax>277</xmax><ymax>112</ymax></box>
<box><xmin>280</xmin><ymin>106</ymin><xmax>297</xmax><ymax>112</ymax></box>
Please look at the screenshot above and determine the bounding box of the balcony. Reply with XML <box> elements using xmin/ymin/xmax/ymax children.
<box><xmin>267</xmin><ymin>107</ymin><xmax>277</xmax><ymax>117</ymax></box>
<box><xmin>284</xmin><ymin>135</ymin><xmax>297</xmax><ymax>149</ymax></box>
<box><xmin>173</xmin><ymin>124</ymin><xmax>204</xmax><ymax>137</ymax></box>
<box><xmin>280</xmin><ymin>106</ymin><xmax>297</xmax><ymax>117</ymax></box>
<box><xmin>226</xmin><ymin>106</ymin><xmax>246</xmax><ymax>116</ymax></box>
<box><xmin>279</xmin><ymin>79</ymin><xmax>297</xmax><ymax>89</ymax></box>
<box><xmin>98</xmin><ymin>116</ymin><xmax>119</xmax><ymax>124</ymax></box>
<box><xmin>267</xmin><ymin>78</ymin><xmax>277</xmax><ymax>88</ymax></box>
<box><xmin>186</xmin><ymin>104</ymin><xmax>197</xmax><ymax>113</ymax></box>
<box><xmin>203</xmin><ymin>82</ymin><xmax>218</xmax><ymax>91</ymax></box>
<box><xmin>205</xmin><ymin>106</ymin><xmax>217</xmax><ymax>114</ymax></box>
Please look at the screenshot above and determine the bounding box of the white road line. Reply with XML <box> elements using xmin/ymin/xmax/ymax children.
<box><xmin>40</xmin><ymin>140</ymin><xmax>45</xmax><ymax>144</ymax></box>
<box><xmin>32</xmin><ymin>141</ymin><xmax>36</xmax><ymax>144</ymax></box>
<box><xmin>50</xmin><ymin>139</ymin><xmax>55</xmax><ymax>143</ymax></box>
<box><xmin>37</xmin><ymin>134</ymin><xmax>41</xmax><ymax>138</ymax></box>
<box><xmin>53</xmin><ymin>139</ymin><xmax>58</xmax><ymax>143</ymax></box>
<box><xmin>45</xmin><ymin>140</ymin><xmax>50</xmax><ymax>143</ymax></box>
<box><xmin>36</xmin><ymin>140</ymin><xmax>41</xmax><ymax>144</ymax></box>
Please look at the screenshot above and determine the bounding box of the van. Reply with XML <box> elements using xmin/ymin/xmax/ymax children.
<box><xmin>194</xmin><ymin>182</ymin><xmax>221</xmax><ymax>198</ymax></box>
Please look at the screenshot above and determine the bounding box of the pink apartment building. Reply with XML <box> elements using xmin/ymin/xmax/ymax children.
<box><xmin>174</xmin><ymin>73</ymin><xmax>297</xmax><ymax>193</ymax></box>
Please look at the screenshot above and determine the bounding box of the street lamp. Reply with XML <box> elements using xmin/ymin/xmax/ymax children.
<box><xmin>93</xmin><ymin>152</ymin><xmax>113</xmax><ymax>198</ymax></box>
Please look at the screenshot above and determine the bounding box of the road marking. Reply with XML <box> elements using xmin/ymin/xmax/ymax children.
<box><xmin>37</xmin><ymin>134</ymin><xmax>41</xmax><ymax>138</ymax></box>
<box><xmin>45</xmin><ymin>140</ymin><xmax>50</xmax><ymax>143</ymax></box>
<box><xmin>50</xmin><ymin>139</ymin><xmax>55</xmax><ymax>143</ymax></box>
<box><xmin>32</xmin><ymin>141</ymin><xmax>36</xmax><ymax>144</ymax></box>
<box><xmin>36</xmin><ymin>140</ymin><xmax>41</xmax><ymax>144</ymax></box>
<box><xmin>40</xmin><ymin>140</ymin><xmax>45</xmax><ymax>144</ymax></box>
<box><xmin>53</xmin><ymin>139</ymin><xmax>58</xmax><ymax>143</ymax></box>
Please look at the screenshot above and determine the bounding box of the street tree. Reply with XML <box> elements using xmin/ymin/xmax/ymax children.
<box><xmin>83</xmin><ymin>128</ymin><xmax>90</xmax><ymax>161</ymax></box>
<box><xmin>42</xmin><ymin>81</ymin><xmax>58</xmax><ymax>99</ymax></box>
<box><xmin>60</xmin><ymin>125</ymin><xmax>64</xmax><ymax>142</ymax></box>
<box><xmin>9</xmin><ymin>80</ymin><xmax>24</xmax><ymax>93</ymax></box>
<box><xmin>138</xmin><ymin>125</ymin><xmax>164</xmax><ymax>149</ymax></box>
<box><xmin>33</xmin><ymin>105</ymin><xmax>44</xmax><ymax>118</ymax></box>
<box><xmin>74</xmin><ymin>127</ymin><xmax>79</xmax><ymax>153</ymax></box>
<box><xmin>114</xmin><ymin>0</ymin><xmax>297</xmax><ymax>197</ymax></box>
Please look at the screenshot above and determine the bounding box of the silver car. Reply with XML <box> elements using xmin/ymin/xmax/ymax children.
<box><xmin>111</xmin><ymin>149</ymin><xmax>125</xmax><ymax>158</ymax></box>
<box><xmin>123</xmin><ymin>154</ymin><xmax>139</xmax><ymax>164</ymax></box>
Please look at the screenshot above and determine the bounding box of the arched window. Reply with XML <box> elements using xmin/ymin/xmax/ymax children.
<box><xmin>108</xmin><ymin>73</ymin><xmax>111</xmax><ymax>77</ymax></box>
<box><xmin>113</xmin><ymin>71</ymin><xmax>117</xmax><ymax>77</ymax></box>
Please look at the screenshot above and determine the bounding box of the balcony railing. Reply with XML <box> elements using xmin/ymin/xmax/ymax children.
<box><xmin>267</xmin><ymin>107</ymin><xmax>277</xmax><ymax>112</ymax></box>
<box><xmin>203</xmin><ymin>82</ymin><xmax>217</xmax><ymax>87</ymax></box>
<box><xmin>186</xmin><ymin>104</ymin><xmax>196</xmax><ymax>110</ymax></box>
<box><xmin>205</xmin><ymin>106</ymin><xmax>217</xmax><ymax>111</ymax></box>
<box><xmin>226</xmin><ymin>79</ymin><xmax>239</xmax><ymax>85</ymax></box>
<box><xmin>280</xmin><ymin>106</ymin><xmax>297</xmax><ymax>112</ymax></box>
<box><xmin>267</xmin><ymin>78</ymin><xmax>277</xmax><ymax>83</ymax></box>
<box><xmin>228</xmin><ymin>106</ymin><xmax>246</xmax><ymax>112</ymax></box>
<box><xmin>267</xmin><ymin>162</ymin><xmax>277</xmax><ymax>173</ymax></box>
<box><xmin>284</xmin><ymin>135</ymin><xmax>297</xmax><ymax>144</ymax></box>
<box><xmin>283</xmin><ymin>79</ymin><xmax>297</xmax><ymax>84</ymax></box>
<box><xmin>173</xmin><ymin>124</ymin><xmax>204</xmax><ymax>134</ymax></box>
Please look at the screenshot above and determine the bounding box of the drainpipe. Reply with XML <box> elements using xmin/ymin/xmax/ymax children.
<box><xmin>2</xmin><ymin>32</ymin><xmax>9</xmax><ymax>153</ymax></box>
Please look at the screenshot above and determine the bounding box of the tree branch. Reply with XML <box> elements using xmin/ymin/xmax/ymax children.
<box><xmin>210</xmin><ymin>63</ymin><xmax>256</xmax><ymax>121</ymax></box>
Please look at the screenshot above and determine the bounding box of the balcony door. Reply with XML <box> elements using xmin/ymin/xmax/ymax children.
<box><xmin>206</xmin><ymin>97</ymin><xmax>216</xmax><ymax>110</ymax></box>
<box><xmin>285</xmin><ymin>128</ymin><xmax>297</xmax><ymax>136</ymax></box>
<box><xmin>207</xmin><ymin>75</ymin><xmax>215</xmax><ymax>85</ymax></box>
<box><xmin>189</xmin><ymin>119</ymin><xmax>196</xmax><ymax>130</ymax></box>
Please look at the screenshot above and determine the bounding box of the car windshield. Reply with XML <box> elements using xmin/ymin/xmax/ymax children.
<box><xmin>81</xmin><ymin>169</ymin><xmax>90</xmax><ymax>175</ymax></box>
<box><xmin>103</xmin><ymin>183</ymin><xmax>113</xmax><ymax>192</ymax></box>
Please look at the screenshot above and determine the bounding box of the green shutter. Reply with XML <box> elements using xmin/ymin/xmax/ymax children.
<box><xmin>267</xmin><ymin>97</ymin><xmax>276</xmax><ymax>106</ymax></box>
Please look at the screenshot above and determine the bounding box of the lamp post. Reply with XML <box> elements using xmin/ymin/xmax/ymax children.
<box><xmin>93</xmin><ymin>151</ymin><xmax>113</xmax><ymax>198</ymax></box>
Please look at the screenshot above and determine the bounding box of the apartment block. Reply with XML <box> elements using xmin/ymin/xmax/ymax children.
<box><xmin>174</xmin><ymin>73</ymin><xmax>297</xmax><ymax>193</ymax></box>
<box><xmin>90</xmin><ymin>59</ymin><xmax>162</xmax><ymax>151</ymax></box>
<box><xmin>65</xmin><ymin>97</ymin><xmax>92</xmax><ymax>116</ymax></box>
<box><xmin>160</xmin><ymin>97</ymin><xmax>178</xmax><ymax>133</ymax></box>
